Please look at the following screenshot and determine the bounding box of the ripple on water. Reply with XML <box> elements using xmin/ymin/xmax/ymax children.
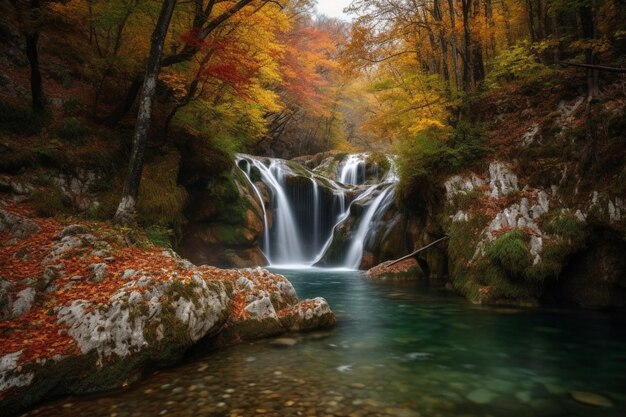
<box><xmin>25</xmin><ymin>269</ymin><xmax>626</xmax><ymax>417</ymax></box>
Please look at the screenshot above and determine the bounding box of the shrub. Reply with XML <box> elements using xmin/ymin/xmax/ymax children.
<box><xmin>365</xmin><ymin>151</ymin><xmax>391</xmax><ymax>175</ymax></box>
<box><xmin>58</xmin><ymin>117</ymin><xmax>89</xmax><ymax>142</ymax></box>
<box><xmin>0</xmin><ymin>102</ymin><xmax>46</xmax><ymax>135</ymax></box>
<box><xmin>30</xmin><ymin>187</ymin><xmax>68</xmax><ymax>217</ymax></box>
<box><xmin>145</xmin><ymin>225</ymin><xmax>173</xmax><ymax>248</ymax></box>
<box><xmin>137</xmin><ymin>149</ymin><xmax>188</xmax><ymax>227</ymax></box>
<box><xmin>62</xmin><ymin>97</ymin><xmax>81</xmax><ymax>115</ymax></box>
<box><xmin>485</xmin><ymin>42</ymin><xmax>554</xmax><ymax>89</ymax></box>
<box><xmin>396</xmin><ymin>125</ymin><xmax>489</xmax><ymax>206</ymax></box>
<box><xmin>544</xmin><ymin>212</ymin><xmax>584</xmax><ymax>241</ymax></box>
<box><xmin>486</xmin><ymin>231</ymin><xmax>532</xmax><ymax>277</ymax></box>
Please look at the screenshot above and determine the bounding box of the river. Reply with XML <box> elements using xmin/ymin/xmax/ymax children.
<box><xmin>26</xmin><ymin>268</ymin><xmax>626</xmax><ymax>417</ymax></box>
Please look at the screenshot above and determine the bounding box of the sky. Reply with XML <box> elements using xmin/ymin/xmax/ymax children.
<box><xmin>316</xmin><ymin>0</ymin><xmax>352</xmax><ymax>19</ymax></box>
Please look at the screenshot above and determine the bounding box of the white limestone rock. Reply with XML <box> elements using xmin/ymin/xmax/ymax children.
<box><xmin>0</xmin><ymin>351</ymin><xmax>34</xmax><ymax>392</ymax></box>
<box><xmin>0</xmin><ymin>209</ymin><xmax>40</xmax><ymax>241</ymax></box>
<box><xmin>489</xmin><ymin>162</ymin><xmax>519</xmax><ymax>199</ymax></box>
<box><xmin>11</xmin><ymin>287</ymin><xmax>36</xmax><ymax>318</ymax></box>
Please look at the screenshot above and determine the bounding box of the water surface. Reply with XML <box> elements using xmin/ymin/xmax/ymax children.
<box><xmin>27</xmin><ymin>269</ymin><xmax>626</xmax><ymax>417</ymax></box>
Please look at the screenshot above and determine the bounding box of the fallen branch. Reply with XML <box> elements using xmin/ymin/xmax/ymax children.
<box><xmin>386</xmin><ymin>236</ymin><xmax>449</xmax><ymax>267</ymax></box>
<box><xmin>558</xmin><ymin>61</ymin><xmax>626</xmax><ymax>73</ymax></box>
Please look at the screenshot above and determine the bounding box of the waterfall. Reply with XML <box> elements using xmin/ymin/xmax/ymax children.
<box><xmin>236</xmin><ymin>153</ymin><xmax>398</xmax><ymax>269</ymax></box>
<box><xmin>339</xmin><ymin>154</ymin><xmax>366</xmax><ymax>185</ymax></box>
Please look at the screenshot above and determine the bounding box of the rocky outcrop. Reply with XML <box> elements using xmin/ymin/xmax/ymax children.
<box><xmin>365</xmin><ymin>258</ymin><xmax>423</xmax><ymax>281</ymax></box>
<box><xmin>180</xmin><ymin>167</ymin><xmax>268</xmax><ymax>268</ymax></box>
<box><xmin>0</xmin><ymin>206</ymin><xmax>335</xmax><ymax>416</ymax></box>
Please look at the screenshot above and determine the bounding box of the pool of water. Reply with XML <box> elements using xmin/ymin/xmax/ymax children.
<box><xmin>27</xmin><ymin>269</ymin><xmax>626</xmax><ymax>417</ymax></box>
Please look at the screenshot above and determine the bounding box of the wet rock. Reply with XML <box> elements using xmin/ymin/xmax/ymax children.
<box><xmin>466</xmin><ymin>388</ymin><xmax>497</xmax><ymax>404</ymax></box>
<box><xmin>270</xmin><ymin>338</ymin><xmax>298</xmax><ymax>347</ymax></box>
<box><xmin>279</xmin><ymin>297</ymin><xmax>336</xmax><ymax>331</ymax></box>
<box><xmin>570</xmin><ymin>391</ymin><xmax>613</xmax><ymax>407</ymax></box>
<box><xmin>366</xmin><ymin>258</ymin><xmax>423</xmax><ymax>281</ymax></box>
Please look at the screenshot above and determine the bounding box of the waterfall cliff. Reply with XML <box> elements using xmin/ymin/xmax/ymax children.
<box><xmin>236</xmin><ymin>153</ymin><xmax>398</xmax><ymax>269</ymax></box>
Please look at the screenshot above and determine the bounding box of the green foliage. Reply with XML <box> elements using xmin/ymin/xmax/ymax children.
<box><xmin>58</xmin><ymin>118</ymin><xmax>89</xmax><ymax>142</ymax></box>
<box><xmin>144</xmin><ymin>225</ymin><xmax>173</xmax><ymax>249</ymax></box>
<box><xmin>485</xmin><ymin>42</ymin><xmax>554</xmax><ymax>89</ymax></box>
<box><xmin>544</xmin><ymin>212</ymin><xmax>584</xmax><ymax>240</ymax></box>
<box><xmin>137</xmin><ymin>149</ymin><xmax>188</xmax><ymax>227</ymax></box>
<box><xmin>30</xmin><ymin>187</ymin><xmax>68</xmax><ymax>217</ymax></box>
<box><xmin>365</xmin><ymin>151</ymin><xmax>390</xmax><ymax>175</ymax></box>
<box><xmin>62</xmin><ymin>97</ymin><xmax>81</xmax><ymax>115</ymax></box>
<box><xmin>49</xmin><ymin>65</ymin><xmax>73</xmax><ymax>89</ymax></box>
<box><xmin>0</xmin><ymin>102</ymin><xmax>46</xmax><ymax>135</ymax></box>
<box><xmin>32</xmin><ymin>139</ymin><xmax>65</xmax><ymax>168</ymax></box>
<box><xmin>486</xmin><ymin>231</ymin><xmax>532</xmax><ymax>277</ymax></box>
<box><xmin>0</xmin><ymin>144</ymin><xmax>34</xmax><ymax>174</ymax></box>
<box><xmin>396</xmin><ymin>124</ymin><xmax>489</xmax><ymax>205</ymax></box>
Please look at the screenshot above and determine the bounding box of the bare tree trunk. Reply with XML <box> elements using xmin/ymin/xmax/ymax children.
<box><xmin>13</xmin><ymin>0</ymin><xmax>45</xmax><ymax>113</ymax></box>
<box><xmin>447</xmin><ymin>0</ymin><xmax>461</xmax><ymax>91</ymax></box>
<box><xmin>461</xmin><ymin>0</ymin><xmax>473</xmax><ymax>90</ymax></box>
<box><xmin>434</xmin><ymin>0</ymin><xmax>450</xmax><ymax>84</ymax></box>
<box><xmin>526</xmin><ymin>0</ymin><xmax>536</xmax><ymax>42</ymax></box>
<box><xmin>579</xmin><ymin>2</ymin><xmax>599</xmax><ymax>101</ymax></box>
<box><xmin>114</xmin><ymin>0</ymin><xmax>177</xmax><ymax>225</ymax></box>
<box><xmin>104</xmin><ymin>0</ymin><xmax>257</xmax><ymax>125</ymax></box>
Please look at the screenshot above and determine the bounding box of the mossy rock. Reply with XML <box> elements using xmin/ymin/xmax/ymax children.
<box><xmin>486</xmin><ymin>231</ymin><xmax>532</xmax><ymax>277</ymax></box>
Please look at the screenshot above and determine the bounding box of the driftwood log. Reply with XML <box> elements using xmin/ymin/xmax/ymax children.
<box><xmin>386</xmin><ymin>235</ymin><xmax>450</xmax><ymax>268</ymax></box>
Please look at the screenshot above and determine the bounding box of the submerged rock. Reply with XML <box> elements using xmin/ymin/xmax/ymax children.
<box><xmin>570</xmin><ymin>391</ymin><xmax>614</xmax><ymax>407</ymax></box>
<box><xmin>365</xmin><ymin>258</ymin><xmax>423</xmax><ymax>281</ymax></box>
<box><xmin>0</xmin><ymin>208</ymin><xmax>335</xmax><ymax>416</ymax></box>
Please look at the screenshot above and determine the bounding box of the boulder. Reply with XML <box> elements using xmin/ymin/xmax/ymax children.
<box><xmin>366</xmin><ymin>258</ymin><xmax>424</xmax><ymax>281</ymax></box>
<box><xmin>0</xmin><ymin>209</ymin><xmax>40</xmax><ymax>241</ymax></box>
<box><xmin>0</xmin><ymin>210</ymin><xmax>335</xmax><ymax>416</ymax></box>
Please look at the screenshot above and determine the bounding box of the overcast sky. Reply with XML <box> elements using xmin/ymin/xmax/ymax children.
<box><xmin>316</xmin><ymin>0</ymin><xmax>352</xmax><ymax>19</ymax></box>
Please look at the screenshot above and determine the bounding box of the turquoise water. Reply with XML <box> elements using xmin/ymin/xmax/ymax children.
<box><xmin>27</xmin><ymin>269</ymin><xmax>626</xmax><ymax>417</ymax></box>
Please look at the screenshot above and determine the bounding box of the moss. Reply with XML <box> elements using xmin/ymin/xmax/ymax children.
<box><xmin>543</xmin><ymin>211</ymin><xmax>585</xmax><ymax>240</ymax></box>
<box><xmin>32</xmin><ymin>139</ymin><xmax>65</xmax><ymax>168</ymax></box>
<box><xmin>365</xmin><ymin>151</ymin><xmax>391</xmax><ymax>177</ymax></box>
<box><xmin>333</xmin><ymin>152</ymin><xmax>348</xmax><ymax>162</ymax></box>
<box><xmin>285</xmin><ymin>160</ymin><xmax>312</xmax><ymax>178</ymax></box>
<box><xmin>144</xmin><ymin>225</ymin><xmax>174</xmax><ymax>249</ymax></box>
<box><xmin>164</xmin><ymin>279</ymin><xmax>201</xmax><ymax>308</ymax></box>
<box><xmin>137</xmin><ymin>149</ymin><xmax>188</xmax><ymax>227</ymax></box>
<box><xmin>0</xmin><ymin>143</ymin><xmax>34</xmax><ymax>174</ymax></box>
<box><xmin>486</xmin><ymin>231</ymin><xmax>532</xmax><ymax>277</ymax></box>
<box><xmin>30</xmin><ymin>186</ymin><xmax>69</xmax><ymax>217</ymax></box>
<box><xmin>58</xmin><ymin>117</ymin><xmax>89</xmax><ymax>142</ymax></box>
<box><xmin>0</xmin><ymin>101</ymin><xmax>47</xmax><ymax>135</ymax></box>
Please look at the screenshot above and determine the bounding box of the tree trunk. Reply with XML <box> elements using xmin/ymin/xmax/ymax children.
<box><xmin>114</xmin><ymin>0</ymin><xmax>177</xmax><ymax>225</ymax></box>
<box><xmin>461</xmin><ymin>0</ymin><xmax>473</xmax><ymax>91</ymax></box>
<box><xmin>17</xmin><ymin>0</ymin><xmax>45</xmax><ymax>113</ymax></box>
<box><xmin>526</xmin><ymin>0</ymin><xmax>536</xmax><ymax>42</ymax></box>
<box><xmin>104</xmin><ymin>0</ymin><xmax>257</xmax><ymax>124</ymax></box>
<box><xmin>447</xmin><ymin>0</ymin><xmax>461</xmax><ymax>91</ymax></box>
<box><xmin>579</xmin><ymin>2</ymin><xmax>599</xmax><ymax>101</ymax></box>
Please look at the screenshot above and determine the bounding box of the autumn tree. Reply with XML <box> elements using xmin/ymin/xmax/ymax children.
<box><xmin>10</xmin><ymin>0</ymin><xmax>46</xmax><ymax>113</ymax></box>
<box><xmin>105</xmin><ymin>0</ymin><xmax>283</xmax><ymax>124</ymax></box>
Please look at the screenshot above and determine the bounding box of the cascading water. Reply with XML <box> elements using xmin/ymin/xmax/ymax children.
<box><xmin>236</xmin><ymin>153</ymin><xmax>398</xmax><ymax>269</ymax></box>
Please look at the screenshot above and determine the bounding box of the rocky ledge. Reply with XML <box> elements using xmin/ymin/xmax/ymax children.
<box><xmin>0</xmin><ymin>204</ymin><xmax>335</xmax><ymax>416</ymax></box>
<box><xmin>365</xmin><ymin>258</ymin><xmax>423</xmax><ymax>281</ymax></box>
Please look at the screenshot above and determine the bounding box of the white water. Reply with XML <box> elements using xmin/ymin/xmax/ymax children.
<box><xmin>339</xmin><ymin>154</ymin><xmax>366</xmax><ymax>185</ymax></box>
<box><xmin>237</xmin><ymin>153</ymin><xmax>398</xmax><ymax>270</ymax></box>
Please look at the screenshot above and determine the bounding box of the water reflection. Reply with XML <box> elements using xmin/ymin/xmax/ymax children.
<box><xmin>27</xmin><ymin>269</ymin><xmax>626</xmax><ymax>417</ymax></box>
